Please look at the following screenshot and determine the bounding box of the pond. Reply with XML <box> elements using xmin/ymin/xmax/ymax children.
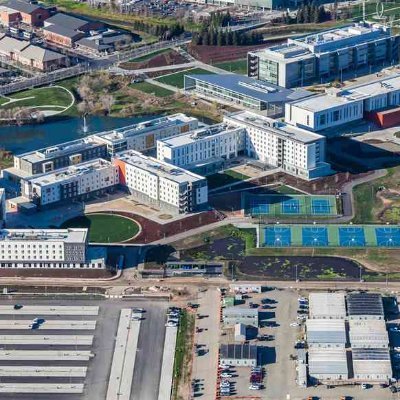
<box><xmin>179</xmin><ymin>237</ymin><xmax>385</xmax><ymax>281</ymax></box>
<box><xmin>0</xmin><ymin>115</ymin><xmax>159</xmax><ymax>154</ymax></box>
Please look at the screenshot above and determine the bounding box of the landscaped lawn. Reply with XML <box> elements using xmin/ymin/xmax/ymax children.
<box><xmin>130</xmin><ymin>48</ymin><xmax>171</xmax><ymax>62</ymax></box>
<box><xmin>207</xmin><ymin>170</ymin><xmax>249</xmax><ymax>190</ymax></box>
<box><xmin>214</xmin><ymin>59</ymin><xmax>247</xmax><ymax>75</ymax></box>
<box><xmin>1</xmin><ymin>86</ymin><xmax>74</xmax><ymax>110</ymax></box>
<box><xmin>156</xmin><ymin>68</ymin><xmax>214</xmax><ymax>89</ymax></box>
<box><xmin>61</xmin><ymin>214</ymin><xmax>140</xmax><ymax>243</ymax></box>
<box><xmin>131</xmin><ymin>81</ymin><xmax>174</xmax><ymax>97</ymax></box>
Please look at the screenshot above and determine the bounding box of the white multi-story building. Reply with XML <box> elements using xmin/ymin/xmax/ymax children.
<box><xmin>285</xmin><ymin>73</ymin><xmax>400</xmax><ymax>132</ymax></box>
<box><xmin>157</xmin><ymin>124</ymin><xmax>246</xmax><ymax>175</ymax></box>
<box><xmin>21</xmin><ymin>159</ymin><xmax>119</xmax><ymax>206</ymax></box>
<box><xmin>224</xmin><ymin>111</ymin><xmax>332</xmax><ymax>180</ymax></box>
<box><xmin>94</xmin><ymin>114</ymin><xmax>198</xmax><ymax>155</ymax></box>
<box><xmin>114</xmin><ymin>150</ymin><xmax>208</xmax><ymax>214</ymax></box>
<box><xmin>0</xmin><ymin>228</ymin><xmax>105</xmax><ymax>269</ymax></box>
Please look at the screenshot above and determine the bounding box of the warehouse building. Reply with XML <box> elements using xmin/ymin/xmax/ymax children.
<box><xmin>229</xmin><ymin>283</ymin><xmax>263</xmax><ymax>293</ymax></box>
<box><xmin>285</xmin><ymin>73</ymin><xmax>400</xmax><ymax>132</ymax></box>
<box><xmin>184</xmin><ymin>73</ymin><xmax>313</xmax><ymax>115</ymax></box>
<box><xmin>222</xmin><ymin>307</ymin><xmax>258</xmax><ymax>327</ymax></box>
<box><xmin>113</xmin><ymin>150</ymin><xmax>208</xmax><ymax>215</ymax></box>
<box><xmin>352</xmin><ymin>348</ymin><xmax>392</xmax><ymax>383</ymax></box>
<box><xmin>349</xmin><ymin>319</ymin><xmax>389</xmax><ymax>348</ymax></box>
<box><xmin>223</xmin><ymin>111</ymin><xmax>332</xmax><ymax>180</ymax></box>
<box><xmin>0</xmin><ymin>228</ymin><xmax>105</xmax><ymax>268</ymax></box>
<box><xmin>347</xmin><ymin>293</ymin><xmax>384</xmax><ymax>320</ymax></box>
<box><xmin>308</xmin><ymin>348</ymin><xmax>348</xmax><ymax>383</ymax></box>
<box><xmin>248</xmin><ymin>22</ymin><xmax>400</xmax><ymax>88</ymax></box>
<box><xmin>309</xmin><ymin>292</ymin><xmax>346</xmax><ymax>319</ymax></box>
<box><xmin>21</xmin><ymin>159</ymin><xmax>119</xmax><ymax>207</ymax></box>
<box><xmin>306</xmin><ymin>319</ymin><xmax>347</xmax><ymax>348</ymax></box>
<box><xmin>94</xmin><ymin>114</ymin><xmax>198</xmax><ymax>156</ymax></box>
<box><xmin>220</xmin><ymin>344</ymin><xmax>257</xmax><ymax>367</ymax></box>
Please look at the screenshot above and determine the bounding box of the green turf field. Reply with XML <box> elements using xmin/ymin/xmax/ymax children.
<box><xmin>131</xmin><ymin>81</ymin><xmax>174</xmax><ymax>97</ymax></box>
<box><xmin>155</xmin><ymin>68</ymin><xmax>214</xmax><ymax>89</ymax></box>
<box><xmin>258</xmin><ymin>224</ymin><xmax>400</xmax><ymax>248</ymax></box>
<box><xmin>61</xmin><ymin>213</ymin><xmax>140</xmax><ymax>243</ymax></box>
<box><xmin>214</xmin><ymin>59</ymin><xmax>247</xmax><ymax>74</ymax></box>
<box><xmin>243</xmin><ymin>194</ymin><xmax>339</xmax><ymax>217</ymax></box>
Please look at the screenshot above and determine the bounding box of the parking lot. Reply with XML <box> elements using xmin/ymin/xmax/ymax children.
<box><xmin>217</xmin><ymin>288</ymin><xmax>399</xmax><ymax>400</ymax></box>
<box><xmin>0</xmin><ymin>297</ymin><xmax>168</xmax><ymax>400</ymax></box>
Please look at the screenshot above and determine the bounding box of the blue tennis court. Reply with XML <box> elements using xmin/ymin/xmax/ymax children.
<box><xmin>250</xmin><ymin>201</ymin><xmax>270</xmax><ymax>215</ymax></box>
<box><xmin>302</xmin><ymin>227</ymin><xmax>329</xmax><ymax>246</ymax></box>
<box><xmin>264</xmin><ymin>227</ymin><xmax>291</xmax><ymax>247</ymax></box>
<box><xmin>339</xmin><ymin>227</ymin><xmax>366</xmax><ymax>247</ymax></box>
<box><xmin>375</xmin><ymin>227</ymin><xmax>400</xmax><ymax>247</ymax></box>
<box><xmin>281</xmin><ymin>199</ymin><xmax>300</xmax><ymax>214</ymax></box>
<box><xmin>312</xmin><ymin>199</ymin><xmax>331</xmax><ymax>215</ymax></box>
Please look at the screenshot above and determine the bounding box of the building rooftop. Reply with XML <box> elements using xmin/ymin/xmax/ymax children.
<box><xmin>43</xmin><ymin>24</ymin><xmax>83</xmax><ymax>39</ymax></box>
<box><xmin>347</xmin><ymin>293</ymin><xmax>384</xmax><ymax>317</ymax></box>
<box><xmin>0</xmin><ymin>35</ymin><xmax>29</xmax><ymax>53</ymax></box>
<box><xmin>20</xmin><ymin>45</ymin><xmax>65</xmax><ymax>62</ymax></box>
<box><xmin>220</xmin><ymin>344</ymin><xmax>257</xmax><ymax>360</ymax></box>
<box><xmin>16</xmin><ymin>136</ymin><xmax>105</xmax><ymax>164</ymax></box>
<box><xmin>341</xmin><ymin>73</ymin><xmax>400</xmax><ymax>100</ymax></box>
<box><xmin>349</xmin><ymin>319</ymin><xmax>389</xmax><ymax>346</ymax></box>
<box><xmin>159</xmin><ymin>123</ymin><xmax>243</xmax><ymax>148</ymax></box>
<box><xmin>0</xmin><ymin>228</ymin><xmax>87</xmax><ymax>243</ymax></box>
<box><xmin>306</xmin><ymin>319</ymin><xmax>347</xmax><ymax>344</ymax></box>
<box><xmin>309</xmin><ymin>292</ymin><xmax>346</xmax><ymax>319</ymax></box>
<box><xmin>44</xmin><ymin>12</ymin><xmax>89</xmax><ymax>31</ymax></box>
<box><xmin>290</xmin><ymin>92</ymin><xmax>355</xmax><ymax>113</ymax></box>
<box><xmin>352</xmin><ymin>348</ymin><xmax>392</xmax><ymax>377</ymax></box>
<box><xmin>308</xmin><ymin>348</ymin><xmax>348</xmax><ymax>375</ymax></box>
<box><xmin>225</xmin><ymin>110</ymin><xmax>324</xmax><ymax>144</ymax></box>
<box><xmin>185</xmin><ymin>73</ymin><xmax>313</xmax><ymax>103</ymax></box>
<box><xmin>96</xmin><ymin>114</ymin><xmax>196</xmax><ymax>144</ymax></box>
<box><xmin>25</xmin><ymin>159</ymin><xmax>113</xmax><ymax>187</ymax></box>
<box><xmin>223</xmin><ymin>307</ymin><xmax>258</xmax><ymax>316</ymax></box>
<box><xmin>5</xmin><ymin>0</ymin><xmax>44</xmax><ymax>14</ymax></box>
<box><xmin>115</xmin><ymin>150</ymin><xmax>205</xmax><ymax>185</ymax></box>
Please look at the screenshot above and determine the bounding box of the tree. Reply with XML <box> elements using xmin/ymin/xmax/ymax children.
<box><xmin>232</xmin><ymin>31</ymin><xmax>239</xmax><ymax>46</ymax></box>
<box><xmin>100</xmin><ymin>94</ymin><xmax>115</xmax><ymax>115</ymax></box>
<box><xmin>202</xmin><ymin>31</ymin><xmax>209</xmax><ymax>46</ymax></box>
<box><xmin>217</xmin><ymin>30</ymin><xmax>224</xmax><ymax>46</ymax></box>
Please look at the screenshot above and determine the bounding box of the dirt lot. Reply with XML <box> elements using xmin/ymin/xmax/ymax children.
<box><xmin>119</xmin><ymin>49</ymin><xmax>188</xmax><ymax>70</ymax></box>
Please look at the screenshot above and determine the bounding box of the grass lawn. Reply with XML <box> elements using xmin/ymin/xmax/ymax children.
<box><xmin>156</xmin><ymin>68</ymin><xmax>214</xmax><ymax>89</ymax></box>
<box><xmin>171</xmin><ymin>310</ymin><xmax>195</xmax><ymax>400</ymax></box>
<box><xmin>1</xmin><ymin>86</ymin><xmax>73</xmax><ymax>110</ymax></box>
<box><xmin>61</xmin><ymin>214</ymin><xmax>140</xmax><ymax>243</ymax></box>
<box><xmin>0</xmin><ymin>149</ymin><xmax>13</xmax><ymax>171</ymax></box>
<box><xmin>130</xmin><ymin>48</ymin><xmax>171</xmax><ymax>62</ymax></box>
<box><xmin>131</xmin><ymin>81</ymin><xmax>174</xmax><ymax>97</ymax></box>
<box><xmin>214</xmin><ymin>59</ymin><xmax>247</xmax><ymax>75</ymax></box>
<box><xmin>207</xmin><ymin>170</ymin><xmax>250</xmax><ymax>190</ymax></box>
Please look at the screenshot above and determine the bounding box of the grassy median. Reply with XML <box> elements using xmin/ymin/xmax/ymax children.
<box><xmin>172</xmin><ymin>310</ymin><xmax>195</xmax><ymax>400</ymax></box>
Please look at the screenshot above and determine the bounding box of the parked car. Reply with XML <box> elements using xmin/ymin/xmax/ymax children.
<box><xmin>221</xmin><ymin>372</ymin><xmax>232</xmax><ymax>378</ymax></box>
<box><xmin>249</xmin><ymin>383</ymin><xmax>261</xmax><ymax>390</ymax></box>
<box><xmin>14</xmin><ymin>304</ymin><xmax>23</xmax><ymax>310</ymax></box>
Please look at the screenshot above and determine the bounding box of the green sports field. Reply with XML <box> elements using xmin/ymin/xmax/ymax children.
<box><xmin>61</xmin><ymin>213</ymin><xmax>140</xmax><ymax>243</ymax></box>
<box><xmin>243</xmin><ymin>193</ymin><xmax>339</xmax><ymax>218</ymax></box>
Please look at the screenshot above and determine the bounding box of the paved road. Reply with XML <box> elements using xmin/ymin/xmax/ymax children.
<box><xmin>131</xmin><ymin>302</ymin><xmax>168</xmax><ymax>400</ymax></box>
<box><xmin>192</xmin><ymin>288</ymin><xmax>220</xmax><ymax>400</ymax></box>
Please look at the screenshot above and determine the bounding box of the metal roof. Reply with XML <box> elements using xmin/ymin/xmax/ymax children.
<box><xmin>349</xmin><ymin>320</ymin><xmax>389</xmax><ymax>347</ymax></box>
<box><xmin>223</xmin><ymin>307</ymin><xmax>258</xmax><ymax>317</ymax></box>
<box><xmin>309</xmin><ymin>292</ymin><xmax>346</xmax><ymax>319</ymax></box>
<box><xmin>185</xmin><ymin>73</ymin><xmax>313</xmax><ymax>104</ymax></box>
<box><xmin>220</xmin><ymin>344</ymin><xmax>257</xmax><ymax>360</ymax></box>
<box><xmin>306</xmin><ymin>319</ymin><xmax>346</xmax><ymax>344</ymax></box>
<box><xmin>347</xmin><ymin>293</ymin><xmax>384</xmax><ymax>317</ymax></box>
<box><xmin>308</xmin><ymin>348</ymin><xmax>348</xmax><ymax>375</ymax></box>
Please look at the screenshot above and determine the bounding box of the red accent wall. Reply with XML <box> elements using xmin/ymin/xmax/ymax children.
<box><xmin>113</xmin><ymin>159</ymin><xmax>126</xmax><ymax>185</ymax></box>
<box><xmin>365</xmin><ymin>107</ymin><xmax>400</xmax><ymax>129</ymax></box>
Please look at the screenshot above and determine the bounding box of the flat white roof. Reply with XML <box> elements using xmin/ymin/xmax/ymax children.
<box><xmin>0</xmin><ymin>320</ymin><xmax>96</xmax><ymax>330</ymax></box>
<box><xmin>349</xmin><ymin>319</ymin><xmax>389</xmax><ymax>346</ymax></box>
<box><xmin>225</xmin><ymin>110</ymin><xmax>324</xmax><ymax>144</ymax></box>
<box><xmin>159</xmin><ymin>123</ymin><xmax>243</xmax><ymax>148</ymax></box>
<box><xmin>291</xmin><ymin>93</ymin><xmax>355</xmax><ymax>113</ymax></box>
<box><xmin>309</xmin><ymin>292</ymin><xmax>346</xmax><ymax>319</ymax></box>
<box><xmin>306</xmin><ymin>319</ymin><xmax>346</xmax><ymax>344</ymax></box>
<box><xmin>308</xmin><ymin>348</ymin><xmax>348</xmax><ymax>376</ymax></box>
<box><xmin>0</xmin><ymin>228</ymin><xmax>87</xmax><ymax>244</ymax></box>
<box><xmin>115</xmin><ymin>150</ymin><xmax>205</xmax><ymax>184</ymax></box>
<box><xmin>0</xmin><ymin>305</ymin><xmax>98</xmax><ymax>315</ymax></box>
<box><xmin>26</xmin><ymin>158</ymin><xmax>114</xmax><ymax>187</ymax></box>
<box><xmin>0</xmin><ymin>383</ymin><xmax>84</xmax><ymax>393</ymax></box>
<box><xmin>352</xmin><ymin>348</ymin><xmax>392</xmax><ymax>376</ymax></box>
<box><xmin>0</xmin><ymin>350</ymin><xmax>92</xmax><ymax>361</ymax></box>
